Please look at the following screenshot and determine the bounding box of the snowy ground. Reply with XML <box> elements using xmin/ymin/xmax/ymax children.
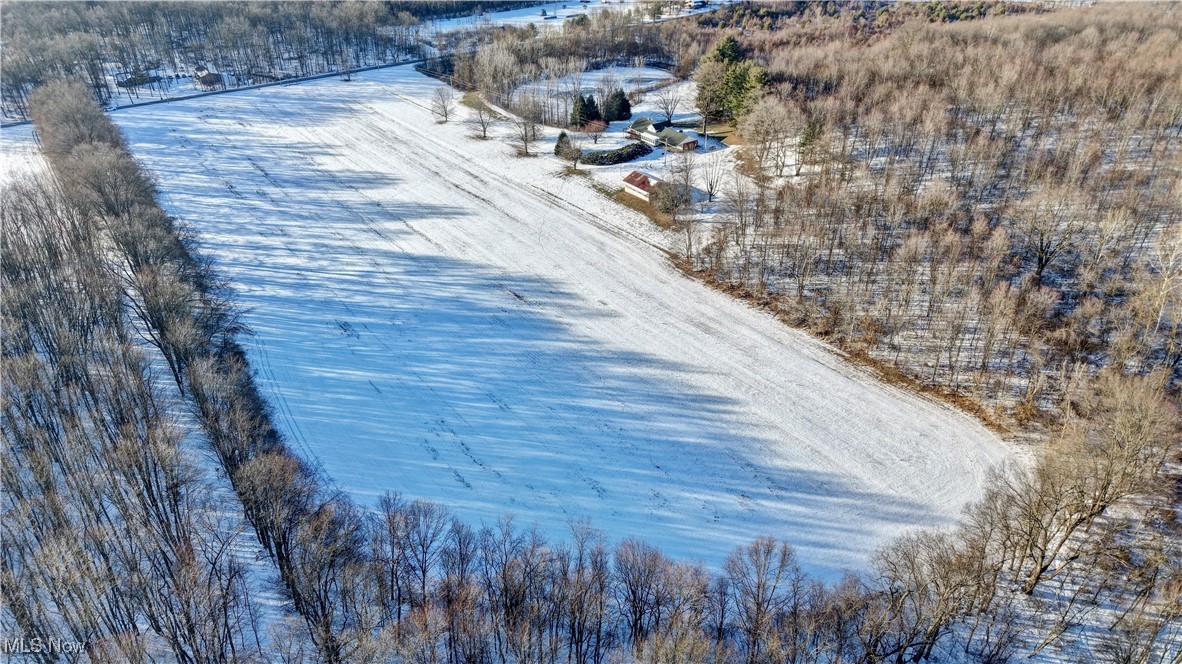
<box><xmin>0</xmin><ymin>3</ymin><xmax>713</xmax><ymax>122</ymax></box>
<box><xmin>429</xmin><ymin>0</ymin><xmax>722</xmax><ymax>33</ymax></box>
<box><xmin>513</xmin><ymin>68</ymin><xmax>727</xmax><ymax>199</ymax></box>
<box><xmin>0</xmin><ymin>56</ymin><xmax>419</xmax><ymax>123</ymax></box>
<box><xmin>516</xmin><ymin>66</ymin><xmax>675</xmax><ymax>101</ymax></box>
<box><xmin>0</xmin><ymin>125</ymin><xmax>43</xmax><ymax>182</ymax></box>
<box><xmin>102</xmin><ymin>65</ymin><xmax>1016</xmax><ymax>580</ymax></box>
<box><xmin>581</xmin><ymin>76</ymin><xmax>727</xmax><ymax>178</ymax></box>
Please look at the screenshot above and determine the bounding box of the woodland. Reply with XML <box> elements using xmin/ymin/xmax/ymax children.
<box><xmin>0</xmin><ymin>1</ymin><xmax>536</xmax><ymax>119</ymax></box>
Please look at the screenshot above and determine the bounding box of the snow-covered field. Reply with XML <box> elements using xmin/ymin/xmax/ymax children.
<box><xmin>103</xmin><ymin>65</ymin><xmax>1015</xmax><ymax>579</ymax></box>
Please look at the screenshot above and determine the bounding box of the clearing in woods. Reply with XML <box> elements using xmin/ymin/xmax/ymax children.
<box><xmin>108</xmin><ymin>65</ymin><xmax>1014</xmax><ymax>578</ymax></box>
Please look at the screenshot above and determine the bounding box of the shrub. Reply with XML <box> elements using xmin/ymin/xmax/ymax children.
<box><xmin>581</xmin><ymin>141</ymin><xmax>652</xmax><ymax>166</ymax></box>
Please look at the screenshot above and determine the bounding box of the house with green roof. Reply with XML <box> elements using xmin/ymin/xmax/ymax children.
<box><xmin>626</xmin><ymin>117</ymin><xmax>699</xmax><ymax>152</ymax></box>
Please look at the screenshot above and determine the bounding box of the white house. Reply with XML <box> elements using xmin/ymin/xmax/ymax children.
<box><xmin>627</xmin><ymin>117</ymin><xmax>699</xmax><ymax>152</ymax></box>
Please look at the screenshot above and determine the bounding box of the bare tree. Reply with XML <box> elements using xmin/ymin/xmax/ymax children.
<box><xmin>583</xmin><ymin>119</ymin><xmax>607</xmax><ymax>145</ymax></box>
<box><xmin>1012</xmin><ymin>186</ymin><xmax>1087</xmax><ymax>286</ymax></box>
<box><xmin>869</xmin><ymin>530</ymin><xmax>976</xmax><ymax>663</ymax></box>
<box><xmin>653</xmin><ymin>85</ymin><xmax>683</xmax><ymax>124</ymax></box>
<box><xmin>738</xmin><ymin>96</ymin><xmax>792</xmax><ymax>178</ymax></box>
<box><xmin>560</xmin><ymin>132</ymin><xmax>585</xmax><ymax>169</ymax></box>
<box><xmin>431</xmin><ymin>86</ymin><xmax>456</xmax><ymax>123</ymax></box>
<box><xmin>374</xmin><ymin>492</ymin><xmax>412</xmax><ymax>625</ymax></box>
<box><xmin>615</xmin><ymin>538</ymin><xmax>668</xmax><ymax>651</ymax></box>
<box><xmin>596</xmin><ymin>69</ymin><xmax>621</xmax><ymax>108</ymax></box>
<box><xmin>289</xmin><ymin>497</ymin><xmax>369</xmax><ymax>664</ymax></box>
<box><xmin>701</xmin><ymin>155</ymin><xmax>727</xmax><ymax>202</ymax></box>
<box><xmin>469</xmin><ymin>97</ymin><xmax>498</xmax><ymax>139</ymax></box>
<box><xmin>726</xmin><ymin>538</ymin><xmax>795</xmax><ymax>664</ymax></box>
<box><xmin>403</xmin><ymin>500</ymin><xmax>450</xmax><ymax>608</ymax></box>
<box><xmin>511</xmin><ymin>97</ymin><xmax>542</xmax><ymax>156</ymax></box>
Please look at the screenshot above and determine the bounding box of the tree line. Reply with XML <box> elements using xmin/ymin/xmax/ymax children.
<box><xmin>0</xmin><ymin>1</ymin><xmax>537</xmax><ymax>120</ymax></box>
<box><xmin>2</xmin><ymin>87</ymin><xmax>267</xmax><ymax>661</ymax></box>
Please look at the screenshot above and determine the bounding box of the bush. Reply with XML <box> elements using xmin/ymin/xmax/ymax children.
<box><xmin>650</xmin><ymin>181</ymin><xmax>691</xmax><ymax>213</ymax></box>
<box><xmin>581</xmin><ymin>141</ymin><xmax>652</xmax><ymax>166</ymax></box>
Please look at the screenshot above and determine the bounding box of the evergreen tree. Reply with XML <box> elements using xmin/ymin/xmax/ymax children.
<box><xmin>554</xmin><ymin>129</ymin><xmax>581</xmax><ymax>166</ymax></box>
<box><xmin>616</xmin><ymin>89</ymin><xmax>633</xmax><ymax>121</ymax></box>
<box><xmin>695</xmin><ymin>60</ymin><xmax>730</xmax><ymax>125</ymax></box>
<box><xmin>696</xmin><ymin>51</ymin><xmax>767</xmax><ymax>125</ymax></box>
<box><xmin>602</xmin><ymin>93</ymin><xmax>619</xmax><ymax>122</ymax></box>
<box><xmin>705</xmin><ymin>34</ymin><xmax>743</xmax><ymax>65</ymax></box>
<box><xmin>584</xmin><ymin>94</ymin><xmax>601</xmax><ymax>122</ymax></box>
<box><xmin>796</xmin><ymin>118</ymin><xmax>824</xmax><ymax>175</ymax></box>
<box><xmin>570</xmin><ymin>95</ymin><xmax>588</xmax><ymax>128</ymax></box>
<box><xmin>726</xmin><ymin>62</ymin><xmax>769</xmax><ymax>122</ymax></box>
<box><xmin>602</xmin><ymin>89</ymin><xmax>631</xmax><ymax>122</ymax></box>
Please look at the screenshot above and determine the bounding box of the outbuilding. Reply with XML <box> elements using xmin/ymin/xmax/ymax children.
<box><xmin>194</xmin><ymin>66</ymin><xmax>224</xmax><ymax>88</ymax></box>
<box><xmin>622</xmin><ymin>170</ymin><xmax>662</xmax><ymax>202</ymax></box>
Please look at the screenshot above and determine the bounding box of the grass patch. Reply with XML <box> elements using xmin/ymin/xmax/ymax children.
<box><xmin>461</xmin><ymin>91</ymin><xmax>507</xmax><ymax>119</ymax></box>
<box><xmin>608</xmin><ymin>187</ymin><xmax>675</xmax><ymax>229</ymax></box>
<box><xmin>708</xmin><ymin>124</ymin><xmax>742</xmax><ymax>146</ymax></box>
<box><xmin>460</xmin><ymin>91</ymin><xmax>484</xmax><ymax>110</ymax></box>
<box><xmin>561</xmin><ymin>166</ymin><xmax>592</xmax><ymax>178</ymax></box>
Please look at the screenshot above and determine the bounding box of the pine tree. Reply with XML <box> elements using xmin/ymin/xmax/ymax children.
<box><xmin>584</xmin><ymin>94</ymin><xmax>601</xmax><ymax>123</ymax></box>
<box><xmin>554</xmin><ymin>130</ymin><xmax>581</xmax><ymax>167</ymax></box>
<box><xmin>796</xmin><ymin>118</ymin><xmax>824</xmax><ymax>176</ymax></box>
<box><xmin>603</xmin><ymin>89</ymin><xmax>631</xmax><ymax>122</ymax></box>
<box><xmin>705</xmin><ymin>34</ymin><xmax>742</xmax><ymax>65</ymax></box>
<box><xmin>602</xmin><ymin>94</ymin><xmax>618</xmax><ymax>123</ymax></box>
<box><xmin>570</xmin><ymin>95</ymin><xmax>587</xmax><ymax>128</ymax></box>
<box><xmin>696</xmin><ymin>51</ymin><xmax>767</xmax><ymax>125</ymax></box>
<box><xmin>613</xmin><ymin>89</ymin><xmax>632</xmax><ymax>121</ymax></box>
<box><xmin>726</xmin><ymin>62</ymin><xmax>768</xmax><ymax>122</ymax></box>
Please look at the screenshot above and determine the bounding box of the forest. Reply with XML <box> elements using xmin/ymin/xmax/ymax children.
<box><xmin>681</xmin><ymin>3</ymin><xmax>1182</xmax><ymax>427</ymax></box>
<box><xmin>2</xmin><ymin>1</ymin><xmax>1182</xmax><ymax>662</ymax></box>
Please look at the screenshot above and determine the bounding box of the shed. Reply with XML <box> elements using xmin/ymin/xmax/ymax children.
<box><xmin>194</xmin><ymin>66</ymin><xmax>223</xmax><ymax>88</ymax></box>
<box><xmin>623</xmin><ymin>170</ymin><xmax>662</xmax><ymax>202</ymax></box>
